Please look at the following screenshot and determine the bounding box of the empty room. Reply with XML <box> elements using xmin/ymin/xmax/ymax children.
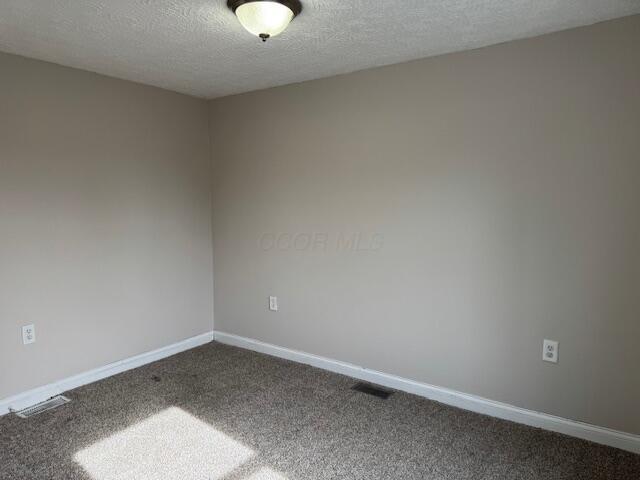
<box><xmin>1</xmin><ymin>1</ymin><xmax>639</xmax><ymax>478</ymax></box>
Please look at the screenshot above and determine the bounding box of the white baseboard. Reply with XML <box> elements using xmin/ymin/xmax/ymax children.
<box><xmin>0</xmin><ymin>331</ymin><xmax>214</xmax><ymax>415</ymax></box>
<box><xmin>214</xmin><ymin>331</ymin><xmax>640</xmax><ymax>455</ymax></box>
<box><xmin>2</xmin><ymin>329</ymin><xmax>637</xmax><ymax>455</ymax></box>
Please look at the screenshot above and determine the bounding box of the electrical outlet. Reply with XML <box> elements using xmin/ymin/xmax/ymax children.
<box><xmin>269</xmin><ymin>296</ymin><xmax>278</xmax><ymax>312</ymax></box>
<box><xmin>543</xmin><ymin>339</ymin><xmax>558</xmax><ymax>363</ymax></box>
<box><xmin>22</xmin><ymin>324</ymin><xmax>36</xmax><ymax>345</ymax></box>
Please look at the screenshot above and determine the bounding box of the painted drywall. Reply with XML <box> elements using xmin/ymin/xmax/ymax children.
<box><xmin>209</xmin><ymin>15</ymin><xmax>640</xmax><ymax>435</ymax></box>
<box><xmin>0</xmin><ymin>52</ymin><xmax>213</xmax><ymax>400</ymax></box>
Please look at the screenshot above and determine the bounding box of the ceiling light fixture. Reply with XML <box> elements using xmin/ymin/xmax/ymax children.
<box><xmin>227</xmin><ymin>0</ymin><xmax>302</xmax><ymax>42</ymax></box>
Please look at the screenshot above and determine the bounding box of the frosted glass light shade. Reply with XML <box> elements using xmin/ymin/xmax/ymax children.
<box><xmin>235</xmin><ymin>1</ymin><xmax>295</xmax><ymax>39</ymax></box>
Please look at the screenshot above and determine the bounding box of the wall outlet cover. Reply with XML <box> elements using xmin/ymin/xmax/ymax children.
<box><xmin>543</xmin><ymin>339</ymin><xmax>558</xmax><ymax>363</ymax></box>
<box><xmin>22</xmin><ymin>324</ymin><xmax>36</xmax><ymax>345</ymax></box>
<box><xmin>269</xmin><ymin>296</ymin><xmax>278</xmax><ymax>311</ymax></box>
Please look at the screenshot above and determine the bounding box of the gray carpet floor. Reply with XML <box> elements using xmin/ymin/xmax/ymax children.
<box><xmin>1</xmin><ymin>342</ymin><xmax>638</xmax><ymax>479</ymax></box>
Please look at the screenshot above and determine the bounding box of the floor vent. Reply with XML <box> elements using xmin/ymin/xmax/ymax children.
<box><xmin>12</xmin><ymin>395</ymin><xmax>70</xmax><ymax>418</ymax></box>
<box><xmin>351</xmin><ymin>382</ymin><xmax>394</xmax><ymax>399</ymax></box>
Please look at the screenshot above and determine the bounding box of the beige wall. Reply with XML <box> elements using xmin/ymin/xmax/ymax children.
<box><xmin>210</xmin><ymin>15</ymin><xmax>640</xmax><ymax>434</ymax></box>
<box><xmin>0</xmin><ymin>52</ymin><xmax>213</xmax><ymax>399</ymax></box>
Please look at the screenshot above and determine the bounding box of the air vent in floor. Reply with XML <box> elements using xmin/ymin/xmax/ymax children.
<box><xmin>12</xmin><ymin>395</ymin><xmax>70</xmax><ymax>418</ymax></box>
<box><xmin>351</xmin><ymin>382</ymin><xmax>394</xmax><ymax>399</ymax></box>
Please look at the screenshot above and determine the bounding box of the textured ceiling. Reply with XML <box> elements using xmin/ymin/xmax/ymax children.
<box><xmin>1</xmin><ymin>1</ymin><xmax>639</xmax><ymax>98</ymax></box>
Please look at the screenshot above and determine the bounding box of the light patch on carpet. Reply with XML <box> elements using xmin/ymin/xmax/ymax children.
<box><xmin>74</xmin><ymin>407</ymin><xmax>254</xmax><ymax>480</ymax></box>
<box><xmin>246</xmin><ymin>467</ymin><xmax>289</xmax><ymax>480</ymax></box>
